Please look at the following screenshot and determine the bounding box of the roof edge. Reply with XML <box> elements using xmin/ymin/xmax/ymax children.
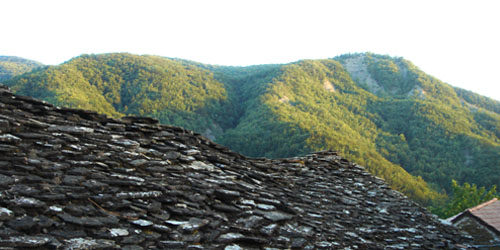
<box><xmin>469</xmin><ymin>198</ymin><xmax>498</xmax><ymax>212</ymax></box>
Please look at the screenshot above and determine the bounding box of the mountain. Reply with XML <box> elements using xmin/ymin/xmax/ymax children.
<box><xmin>335</xmin><ymin>53</ymin><xmax>500</xmax><ymax>190</ymax></box>
<box><xmin>4</xmin><ymin>53</ymin><xmax>500</xmax><ymax>207</ymax></box>
<box><xmin>0</xmin><ymin>85</ymin><xmax>470</xmax><ymax>248</ymax></box>
<box><xmin>0</xmin><ymin>56</ymin><xmax>43</xmax><ymax>81</ymax></box>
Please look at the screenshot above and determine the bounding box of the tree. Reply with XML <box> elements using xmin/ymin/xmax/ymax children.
<box><xmin>432</xmin><ymin>180</ymin><xmax>498</xmax><ymax>218</ymax></box>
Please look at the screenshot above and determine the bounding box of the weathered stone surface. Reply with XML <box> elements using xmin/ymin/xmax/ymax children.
<box><xmin>130</xmin><ymin>219</ymin><xmax>153</xmax><ymax>227</ymax></box>
<box><xmin>217</xmin><ymin>232</ymin><xmax>246</xmax><ymax>243</ymax></box>
<box><xmin>109</xmin><ymin>228</ymin><xmax>129</xmax><ymax>237</ymax></box>
<box><xmin>63</xmin><ymin>238</ymin><xmax>119</xmax><ymax>249</ymax></box>
<box><xmin>224</xmin><ymin>244</ymin><xmax>243</xmax><ymax>250</ymax></box>
<box><xmin>111</xmin><ymin>138</ymin><xmax>141</xmax><ymax>149</ymax></box>
<box><xmin>178</xmin><ymin>217</ymin><xmax>210</xmax><ymax>233</ymax></box>
<box><xmin>215</xmin><ymin>189</ymin><xmax>241</xmax><ymax>201</ymax></box>
<box><xmin>236</xmin><ymin>215</ymin><xmax>264</xmax><ymax>228</ymax></box>
<box><xmin>122</xmin><ymin>245</ymin><xmax>143</xmax><ymax>250</ymax></box>
<box><xmin>7</xmin><ymin>216</ymin><xmax>36</xmax><ymax>230</ymax></box>
<box><xmin>10</xmin><ymin>197</ymin><xmax>46</xmax><ymax>208</ymax></box>
<box><xmin>261</xmin><ymin>211</ymin><xmax>294</xmax><ymax>222</ymax></box>
<box><xmin>48</xmin><ymin>125</ymin><xmax>94</xmax><ymax>134</ymax></box>
<box><xmin>116</xmin><ymin>191</ymin><xmax>163</xmax><ymax>199</ymax></box>
<box><xmin>159</xmin><ymin>240</ymin><xmax>186</xmax><ymax>248</ymax></box>
<box><xmin>129</xmin><ymin>159</ymin><xmax>148</xmax><ymax>167</ymax></box>
<box><xmin>0</xmin><ymin>207</ymin><xmax>14</xmax><ymax>220</ymax></box>
<box><xmin>0</xmin><ymin>236</ymin><xmax>51</xmax><ymax>248</ymax></box>
<box><xmin>0</xmin><ymin>174</ymin><xmax>15</xmax><ymax>186</ymax></box>
<box><xmin>260</xmin><ymin>223</ymin><xmax>278</xmax><ymax>236</ymax></box>
<box><xmin>0</xmin><ymin>84</ymin><xmax>472</xmax><ymax>249</ymax></box>
<box><xmin>186</xmin><ymin>161</ymin><xmax>216</xmax><ymax>171</ymax></box>
<box><xmin>0</xmin><ymin>134</ymin><xmax>21</xmax><ymax>143</ymax></box>
<box><xmin>58</xmin><ymin>213</ymin><xmax>103</xmax><ymax>226</ymax></box>
<box><xmin>121</xmin><ymin>235</ymin><xmax>145</xmax><ymax>244</ymax></box>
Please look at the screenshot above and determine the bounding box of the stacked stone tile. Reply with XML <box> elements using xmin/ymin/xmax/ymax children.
<box><xmin>0</xmin><ymin>84</ymin><xmax>470</xmax><ymax>249</ymax></box>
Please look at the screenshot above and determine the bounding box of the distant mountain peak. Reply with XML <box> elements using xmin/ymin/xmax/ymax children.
<box><xmin>0</xmin><ymin>56</ymin><xmax>44</xmax><ymax>82</ymax></box>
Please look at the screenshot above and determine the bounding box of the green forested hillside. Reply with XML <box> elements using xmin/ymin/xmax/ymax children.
<box><xmin>4</xmin><ymin>52</ymin><xmax>500</xmax><ymax>208</ymax></box>
<box><xmin>336</xmin><ymin>54</ymin><xmax>500</xmax><ymax>192</ymax></box>
<box><xmin>0</xmin><ymin>56</ymin><xmax>43</xmax><ymax>81</ymax></box>
<box><xmin>215</xmin><ymin>60</ymin><xmax>440</xmax><ymax>204</ymax></box>
<box><xmin>5</xmin><ymin>54</ymin><xmax>232</xmax><ymax>135</ymax></box>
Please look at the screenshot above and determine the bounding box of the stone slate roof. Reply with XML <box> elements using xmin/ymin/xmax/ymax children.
<box><xmin>448</xmin><ymin>198</ymin><xmax>500</xmax><ymax>236</ymax></box>
<box><xmin>0</xmin><ymin>84</ymin><xmax>470</xmax><ymax>249</ymax></box>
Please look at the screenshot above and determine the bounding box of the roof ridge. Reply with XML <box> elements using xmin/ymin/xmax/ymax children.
<box><xmin>468</xmin><ymin>198</ymin><xmax>498</xmax><ymax>212</ymax></box>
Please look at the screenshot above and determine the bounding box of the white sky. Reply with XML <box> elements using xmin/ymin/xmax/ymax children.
<box><xmin>1</xmin><ymin>0</ymin><xmax>499</xmax><ymax>101</ymax></box>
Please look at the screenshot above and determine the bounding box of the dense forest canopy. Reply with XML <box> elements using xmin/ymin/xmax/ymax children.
<box><xmin>0</xmin><ymin>56</ymin><xmax>43</xmax><ymax>81</ymax></box>
<box><xmin>3</xmin><ymin>52</ymin><xmax>500</xmax><ymax>211</ymax></box>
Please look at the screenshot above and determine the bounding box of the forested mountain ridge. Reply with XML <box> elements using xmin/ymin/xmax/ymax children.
<box><xmin>0</xmin><ymin>56</ymin><xmax>43</xmax><ymax>81</ymax></box>
<box><xmin>3</xmin><ymin>52</ymin><xmax>500</xmax><ymax>207</ymax></box>
<box><xmin>336</xmin><ymin>54</ymin><xmax>500</xmax><ymax>189</ymax></box>
<box><xmin>3</xmin><ymin>54</ymin><xmax>232</xmax><ymax>132</ymax></box>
